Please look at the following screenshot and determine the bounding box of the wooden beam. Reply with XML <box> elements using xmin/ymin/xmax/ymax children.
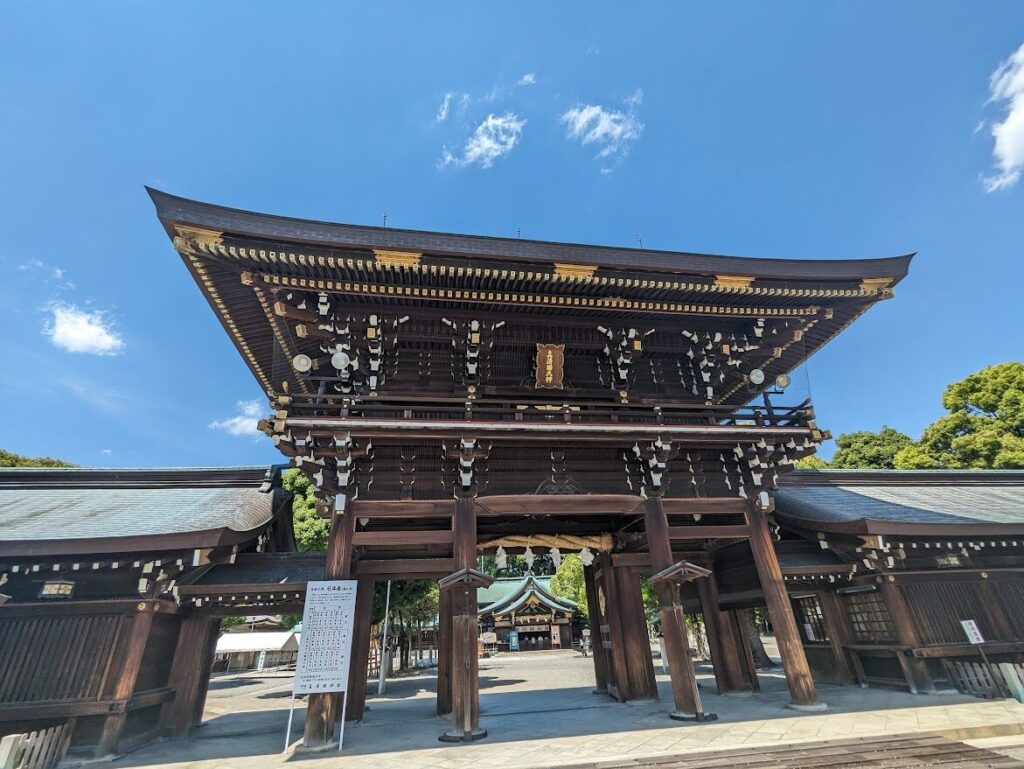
<box><xmin>350</xmin><ymin>500</ymin><xmax>456</xmax><ymax>518</ymax></box>
<box><xmin>816</xmin><ymin>590</ymin><xmax>856</xmax><ymax>686</ymax></box>
<box><xmin>667</xmin><ymin>525</ymin><xmax>749</xmax><ymax>540</ymax></box>
<box><xmin>475</xmin><ymin>494</ymin><xmax>645</xmax><ymax>517</ymax></box>
<box><xmin>355</xmin><ymin>558</ymin><xmax>455</xmax><ymax>577</ymax></box>
<box><xmin>352</xmin><ymin>530</ymin><xmax>454</xmax><ymax>546</ymax></box>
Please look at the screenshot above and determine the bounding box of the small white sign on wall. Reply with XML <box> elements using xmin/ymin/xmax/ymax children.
<box><xmin>961</xmin><ymin>619</ymin><xmax>985</xmax><ymax>645</ymax></box>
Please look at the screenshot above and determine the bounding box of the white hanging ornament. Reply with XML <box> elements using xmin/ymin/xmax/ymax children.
<box><xmin>524</xmin><ymin>546</ymin><xmax>535</xmax><ymax>570</ymax></box>
<box><xmin>550</xmin><ymin>547</ymin><xmax>562</xmax><ymax>568</ymax></box>
<box><xmin>495</xmin><ymin>546</ymin><xmax>507</xmax><ymax>570</ymax></box>
<box><xmin>580</xmin><ymin>547</ymin><xmax>595</xmax><ymax>566</ymax></box>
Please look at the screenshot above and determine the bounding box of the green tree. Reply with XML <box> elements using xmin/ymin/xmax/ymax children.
<box><xmin>550</xmin><ymin>554</ymin><xmax>587</xmax><ymax>613</ymax></box>
<box><xmin>795</xmin><ymin>455</ymin><xmax>829</xmax><ymax>469</ymax></box>
<box><xmin>1</xmin><ymin>449</ymin><xmax>74</xmax><ymax>468</ymax></box>
<box><xmin>895</xmin><ymin>362</ymin><xmax>1024</xmax><ymax>469</ymax></box>
<box><xmin>829</xmin><ymin>426</ymin><xmax>913</xmax><ymax>469</ymax></box>
<box><xmin>282</xmin><ymin>469</ymin><xmax>328</xmax><ymax>551</ymax></box>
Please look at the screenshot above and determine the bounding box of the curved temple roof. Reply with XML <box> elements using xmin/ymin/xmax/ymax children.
<box><xmin>775</xmin><ymin>470</ymin><xmax>1024</xmax><ymax>535</ymax></box>
<box><xmin>0</xmin><ymin>466</ymin><xmax>289</xmax><ymax>555</ymax></box>
<box><xmin>478</xmin><ymin>575</ymin><xmax>579</xmax><ymax>617</ymax></box>
<box><xmin>149</xmin><ymin>188</ymin><xmax>912</xmax><ymax>281</ymax></box>
<box><xmin>148</xmin><ymin>188</ymin><xmax>913</xmax><ymax>402</ymax></box>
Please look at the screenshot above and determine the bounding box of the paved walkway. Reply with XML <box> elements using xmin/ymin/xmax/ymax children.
<box><xmin>114</xmin><ymin>650</ymin><xmax>1024</xmax><ymax>769</ymax></box>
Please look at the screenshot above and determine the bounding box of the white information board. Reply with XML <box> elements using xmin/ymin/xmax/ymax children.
<box><xmin>294</xmin><ymin>580</ymin><xmax>358</xmax><ymax>695</ymax></box>
<box><xmin>961</xmin><ymin>619</ymin><xmax>985</xmax><ymax>645</ymax></box>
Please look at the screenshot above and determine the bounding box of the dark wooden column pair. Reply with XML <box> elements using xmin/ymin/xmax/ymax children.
<box><xmin>439</xmin><ymin>496</ymin><xmax>488</xmax><ymax>742</ymax></box>
<box><xmin>159</xmin><ymin>614</ymin><xmax>222</xmax><ymax>738</ymax></box>
<box><xmin>815</xmin><ymin>590</ymin><xmax>857</xmax><ymax>686</ymax></box>
<box><xmin>744</xmin><ymin>498</ymin><xmax>823</xmax><ymax>710</ymax></box>
<box><xmin>696</xmin><ymin>573</ymin><xmax>756</xmax><ymax>694</ymax></box>
<box><xmin>594</xmin><ymin>552</ymin><xmax>656</xmax><ymax>701</ymax></box>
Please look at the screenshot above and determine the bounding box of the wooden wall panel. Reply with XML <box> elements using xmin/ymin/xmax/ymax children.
<box><xmin>0</xmin><ymin>614</ymin><xmax>124</xmax><ymax>706</ymax></box>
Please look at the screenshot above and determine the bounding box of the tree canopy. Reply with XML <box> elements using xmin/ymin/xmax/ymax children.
<box><xmin>549</xmin><ymin>553</ymin><xmax>587</xmax><ymax>613</ymax></box>
<box><xmin>894</xmin><ymin>362</ymin><xmax>1024</xmax><ymax>469</ymax></box>
<box><xmin>829</xmin><ymin>426</ymin><xmax>913</xmax><ymax>469</ymax></box>
<box><xmin>1</xmin><ymin>449</ymin><xmax>74</xmax><ymax>468</ymax></box>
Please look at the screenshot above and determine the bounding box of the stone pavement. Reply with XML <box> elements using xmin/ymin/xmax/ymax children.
<box><xmin>114</xmin><ymin>650</ymin><xmax>1024</xmax><ymax>769</ymax></box>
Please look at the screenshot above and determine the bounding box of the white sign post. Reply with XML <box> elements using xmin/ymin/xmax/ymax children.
<box><xmin>284</xmin><ymin>580</ymin><xmax>358</xmax><ymax>753</ymax></box>
<box><xmin>960</xmin><ymin>619</ymin><xmax>985</xmax><ymax>645</ymax></box>
<box><xmin>960</xmin><ymin>619</ymin><xmax>1006</xmax><ymax>698</ymax></box>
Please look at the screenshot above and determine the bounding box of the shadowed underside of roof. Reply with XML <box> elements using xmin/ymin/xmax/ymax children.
<box><xmin>776</xmin><ymin>470</ymin><xmax>1024</xmax><ymax>534</ymax></box>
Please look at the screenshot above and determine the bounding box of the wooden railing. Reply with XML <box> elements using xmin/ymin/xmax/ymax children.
<box><xmin>0</xmin><ymin>722</ymin><xmax>74</xmax><ymax>769</ymax></box>
<box><xmin>282</xmin><ymin>392</ymin><xmax>814</xmax><ymax>431</ymax></box>
<box><xmin>945</xmin><ymin>659</ymin><xmax>1024</xmax><ymax>702</ymax></box>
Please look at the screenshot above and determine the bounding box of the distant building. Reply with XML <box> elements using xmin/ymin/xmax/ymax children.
<box><xmin>478</xmin><ymin>576</ymin><xmax>580</xmax><ymax>651</ymax></box>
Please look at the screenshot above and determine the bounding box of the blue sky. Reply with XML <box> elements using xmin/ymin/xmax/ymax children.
<box><xmin>1</xmin><ymin>2</ymin><xmax>1022</xmax><ymax>467</ymax></box>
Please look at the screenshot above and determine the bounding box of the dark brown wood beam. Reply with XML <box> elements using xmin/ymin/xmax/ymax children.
<box><xmin>352</xmin><ymin>530</ymin><xmax>454</xmax><ymax>546</ymax></box>
<box><xmin>667</xmin><ymin>525</ymin><xmax>750</xmax><ymax>540</ymax></box>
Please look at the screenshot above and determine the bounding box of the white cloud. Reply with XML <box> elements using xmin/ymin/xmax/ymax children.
<box><xmin>100</xmin><ymin>448</ymin><xmax>112</xmax><ymax>455</ymax></box>
<box><xmin>436</xmin><ymin>92</ymin><xmax>454</xmax><ymax>122</ymax></box>
<box><xmin>983</xmin><ymin>41</ymin><xmax>1024</xmax><ymax>192</ymax></box>
<box><xmin>45</xmin><ymin>303</ymin><xmax>124</xmax><ymax>355</ymax></box>
<box><xmin>440</xmin><ymin>113</ymin><xmax>526</xmax><ymax>169</ymax></box>
<box><xmin>518</xmin><ymin>73</ymin><xmax>536</xmax><ymax>86</ymax></box>
<box><xmin>561</xmin><ymin>89</ymin><xmax>644</xmax><ymax>162</ymax></box>
<box><xmin>209</xmin><ymin>400</ymin><xmax>264</xmax><ymax>436</ymax></box>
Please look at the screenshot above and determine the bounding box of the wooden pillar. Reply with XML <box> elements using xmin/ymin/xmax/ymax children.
<box><xmin>597</xmin><ymin>553</ymin><xmax>630</xmax><ymax>701</ymax></box>
<box><xmin>345</xmin><ymin>578</ymin><xmax>376</xmax><ymax>722</ymax></box>
<box><xmin>613</xmin><ymin>565</ymin><xmax>658</xmax><ymax>700</ymax></box>
<box><xmin>436</xmin><ymin>587</ymin><xmax>452</xmax><ymax>715</ymax></box>
<box><xmin>744</xmin><ymin>499</ymin><xmax>821</xmax><ymax>709</ymax></box>
<box><xmin>97</xmin><ymin>604</ymin><xmax>156</xmax><ymax>757</ymax></box>
<box><xmin>696</xmin><ymin>574</ymin><xmax>749</xmax><ymax>694</ymax></box>
<box><xmin>878</xmin><ymin>577</ymin><xmax>933</xmax><ymax>694</ymax></box>
<box><xmin>439</xmin><ymin>496</ymin><xmax>485</xmax><ymax>742</ymax></box>
<box><xmin>191</xmin><ymin>617</ymin><xmax>222</xmax><ymax>727</ymax></box>
<box><xmin>816</xmin><ymin>590</ymin><xmax>856</xmax><ymax>686</ymax></box>
<box><xmin>583</xmin><ymin>563</ymin><xmax>609</xmax><ymax>694</ymax></box>
<box><xmin>727</xmin><ymin>610</ymin><xmax>761</xmax><ymax>692</ymax></box>
<box><xmin>160</xmin><ymin>614</ymin><xmax>221</xmax><ymax>738</ymax></box>
<box><xmin>644</xmin><ymin>497</ymin><xmax>708</xmax><ymax>719</ymax></box>
<box><xmin>303</xmin><ymin>503</ymin><xmax>357</xmax><ymax>749</ymax></box>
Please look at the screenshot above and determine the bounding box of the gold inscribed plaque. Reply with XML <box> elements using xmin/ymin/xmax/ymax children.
<box><xmin>535</xmin><ymin>344</ymin><xmax>565</xmax><ymax>389</ymax></box>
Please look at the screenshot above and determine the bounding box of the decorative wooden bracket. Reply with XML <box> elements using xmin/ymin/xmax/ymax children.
<box><xmin>648</xmin><ymin>560</ymin><xmax>712</xmax><ymax>585</ymax></box>
<box><xmin>438</xmin><ymin>567</ymin><xmax>495</xmax><ymax>592</ymax></box>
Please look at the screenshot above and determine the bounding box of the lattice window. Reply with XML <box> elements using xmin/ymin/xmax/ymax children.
<box><xmin>796</xmin><ymin>595</ymin><xmax>828</xmax><ymax>642</ymax></box>
<box><xmin>842</xmin><ymin>590</ymin><xmax>896</xmax><ymax>643</ymax></box>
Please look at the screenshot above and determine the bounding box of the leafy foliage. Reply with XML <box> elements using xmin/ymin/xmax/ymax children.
<box><xmin>282</xmin><ymin>469</ymin><xmax>328</xmax><ymax>551</ymax></box>
<box><xmin>794</xmin><ymin>455</ymin><xmax>829</xmax><ymax>469</ymax></box>
<box><xmin>1</xmin><ymin>449</ymin><xmax>74</xmax><ymax>468</ymax></box>
<box><xmin>478</xmin><ymin>552</ymin><xmax>556</xmax><ymax>577</ymax></box>
<box><xmin>894</xmin><ymin>362</ymin><xmax>1024</xmax><ymax>469</ymax></box>
<box><xmin>829</xmin><ymin>426</ymin><xmax>913</xmax><ymax>469</ymax></box>
<box><xmin>549</xmin><ymin>553</ymin><xmax>587</xmax><ymax>613</ymax></box>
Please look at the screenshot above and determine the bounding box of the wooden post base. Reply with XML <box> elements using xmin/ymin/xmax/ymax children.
<box><xmin>669</xmin><ymin>711</ymin><xmax>719</xmax><ymax>722</ymax></box>
<box><xmin>438</xmin><ymin>727</ymin><xmax>488</xmax><ymax>743</ymax></box>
